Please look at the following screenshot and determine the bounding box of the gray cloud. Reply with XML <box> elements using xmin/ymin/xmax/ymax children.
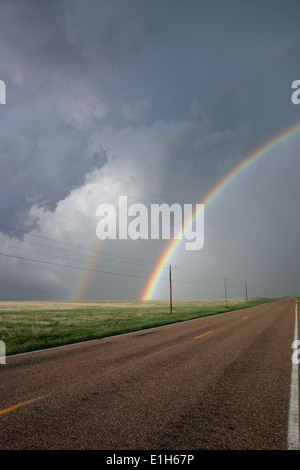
<box><xmin>0</xmin><ymin>0</ymin><xmax>300</xmax><ymax>300</ymax></box>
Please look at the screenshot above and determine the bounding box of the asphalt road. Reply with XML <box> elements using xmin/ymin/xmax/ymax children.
<box><xmin>0</xmin><ymin>298</ymin><xmax>298</xmax><ymax>450</ymax></box>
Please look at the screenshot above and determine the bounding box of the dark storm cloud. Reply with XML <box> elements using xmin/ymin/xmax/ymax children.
<box><xmin>0</xmin><ymin>0</ymin><xmax>109</xmax><ymax>229</ymax></box>
<box><xmin>0</xmin><ymin>0</ymin><xmax>300</xmax><ymax>300</ymax></box>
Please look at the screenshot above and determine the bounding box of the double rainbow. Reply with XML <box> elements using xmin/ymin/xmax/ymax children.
<box><xmin>141</xmin><ymin>121</ymin><xmax>300</xmax><ymax>301</ymax></box>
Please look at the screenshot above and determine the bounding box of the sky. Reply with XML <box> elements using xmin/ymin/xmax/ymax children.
<box><xmin>0</xmin><ymin>0</ymin><xmax>300</xmax><ymax>301</ymax></box>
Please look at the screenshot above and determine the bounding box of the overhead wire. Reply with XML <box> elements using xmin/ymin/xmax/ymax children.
<box><xmin>0</xmin><ymin>223</ymin><xmax>158</xmax><ymax>267</ymax></box>
<box><xmin>0</xmin><ymin>252</ymin><xmax>170</xmax><ymax>283</ymax></box>
<box><xmin>0</xmin><ymin>223</ymin><xmax>271</xmax><ymax>294</ymax></box>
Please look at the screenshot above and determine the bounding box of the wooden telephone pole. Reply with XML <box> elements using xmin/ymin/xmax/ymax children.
<box><xmin>168</xmin><ymin>265</ymin><xmax>176</xmax><ymax>314</ymax></box>
<box><xmin>224</xmin><ymin>277</ymin><xmax>229</xmax><ymax>307</ymax></box>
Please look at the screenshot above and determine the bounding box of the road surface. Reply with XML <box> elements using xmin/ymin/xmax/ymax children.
<box><xmin>0</xmin><ymin>298</ymin><xmax>298</xmax><ymax>450</ymax></box>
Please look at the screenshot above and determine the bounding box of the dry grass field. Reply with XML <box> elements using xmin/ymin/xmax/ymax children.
<box><xmin>0</xmin><ymin>297</ymin><xmax>249</xmax><ymax>311</ymax></box>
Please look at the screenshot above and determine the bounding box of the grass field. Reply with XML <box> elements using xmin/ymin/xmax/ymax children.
<box><xmin>0</xmin><ymin>298</ymin><xmax>276</xmax><ymax>356</ymax></box>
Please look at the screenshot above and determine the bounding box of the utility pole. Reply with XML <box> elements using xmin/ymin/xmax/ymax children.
<box><xmin>167</xmin><ymin>265</ymin><xmax>176</xmax><ymax>314</ymax></box>
<box><xmin>245</xmin><ymin>281</ymin><xmax>248</xmax><ymax>303</ymax></box>
<box><xmin>224</xmin><ymin>277</ymin><xmax>229</xmax><ymax>308</ymax></box>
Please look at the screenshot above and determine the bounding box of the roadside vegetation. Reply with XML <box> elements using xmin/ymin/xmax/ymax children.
<box><xmin>0</xmin><ymin>298</ymin><xmax>277</xmax><ymax>355</ymax></box>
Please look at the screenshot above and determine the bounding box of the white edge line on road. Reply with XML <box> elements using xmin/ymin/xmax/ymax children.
<box><xmin>288</xmin><ymin>299</ymin><xmax>299</xmax><ymax>450</ymax></box>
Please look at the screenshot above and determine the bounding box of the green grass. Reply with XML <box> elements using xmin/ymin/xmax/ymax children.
<box><xmin>0</xmin><ymin>298</ymin><xmax>277</xmax><ymax>356</ymax></box>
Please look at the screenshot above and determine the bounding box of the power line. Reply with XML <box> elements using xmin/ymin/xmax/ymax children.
<box><xmin>0</xmin><ymin>241</ymin><xmax>163</xmax><ymax>277</ymax></box>
<box><xmin>0</xmin><ymin>249</ymin><xmax>223</xmax><ymax>290</ymax></box>
<box><xmin>0</xmin><ymin>252</ymin><xmax>169</xmax><ymax>283</ymax></box>
<box><xmin>176</xmin><ymin>267</ymin><xmax>222</xmax><ymax>283</ymax></box>
<box><xmin>0</xmin><ymin>250</ymin><xmax>279</xmax><ymax>301</ymax></box>
<box><xmin>0</xmin><ymin>241</ymin><xmax>90</xmax><ymax>265</ymax></box>
<box><xmin>0</xmin><ymin>223</ymin><xmax>158</xmax><ymax>267</ymax></box>
<box><xmin>172</xmin><ymin>274</ymin><xmax>223</xmax><ymax>288</ymax></box>
<box><xmin>175</xmin><ymin>272</ymin><xmax>221</xmax><ymax>287</ymax></box>
<box><xmin>0</xmin><ymin>225</ymin><xmax>278</xmax><ymax>299</ymax></box>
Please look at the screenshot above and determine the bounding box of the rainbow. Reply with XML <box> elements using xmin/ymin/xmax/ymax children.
<box><xmin>70</xmin><ymin>34</ymin><xmax>300</xmax><ymax>302</ymax></box>
<box><xmin>141</xmin><ymin>121</ymin><xmax>300</xmax><ymax>301</ymax></box>
<box><xmin>71</xmin><ymin>241</ymin><xmax>105</xmax><ymax>301</ymax></box>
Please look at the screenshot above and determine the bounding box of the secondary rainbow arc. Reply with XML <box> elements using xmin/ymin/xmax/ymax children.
<box><xmin>141</xmin><ymin>121</ymin><xmax>300</xmax><ymax>301</ymax></box>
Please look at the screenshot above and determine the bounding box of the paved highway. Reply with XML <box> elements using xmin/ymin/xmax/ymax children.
<box><xmin>0</xmin><ymin>298</ymin><xmax>298</xmax><ymax>450</ymax></box>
